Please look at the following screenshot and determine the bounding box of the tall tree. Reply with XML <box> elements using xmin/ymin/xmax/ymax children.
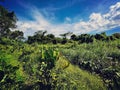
<box><xmin>0</xmin><ymin>5</ymin><xmax>17</xmax><ymax>37</ymax></box>
<box><xmin>113</xmin><ymin>33</ymin><xmax>120</xmax><ymax>39</ymax></box>
<box><xmin>60</xmin><ymin>32</ymin><xmax>72</xmax><ymax>39</ymax></box>
<box><xmin>46</xmin><ymin>34</ymin><xmax>55</xmax><ymax>43</ymax></box>
<box><xmin>60</xmin><ymin>32</ymin><xmax>72</xmax><ymax>44</ymax></box>
<box><xmin>27</xmin><ymin>30</ymin><xmax>47</xmax><ymax>44</ymax></box>
<box><xmin>10</xmin><ymin>30</ymin><xmax>24</xmax><ymax>40</ymax></box>
<box><xmin>71</xmin><ymin>34</ymin><xmax>77</xmax><ymax>41</ymax></box>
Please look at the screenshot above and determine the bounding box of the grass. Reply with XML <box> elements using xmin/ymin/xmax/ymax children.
<box><xmin>0</xmin><ymin>39</ymin><xmax>119</xmax><ymax>89</ymax></box>
<box><xmin>52</xmin><ymin>56</ymin><xmax>106</xmax><ymax>90</ymax></box>
<box><xmin>59</xmin><ymin>40</ymin><xmax>120</xmax><ymax>89</ymax></box>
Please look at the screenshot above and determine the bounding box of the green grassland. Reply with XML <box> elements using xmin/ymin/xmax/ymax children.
<box><xmin>60</xmin><ymin>40</ymin><xmax>120</xmax><ymax>90</ymax></box>
<box><xmin>0</xmin><ymin>38</ymin><xmax>120</xmax><ymax>90</ymax></box>
<box><xmin>0</xmin><ymin>39</ymin><xmax>107</xmax><ymax>90</ymax></box>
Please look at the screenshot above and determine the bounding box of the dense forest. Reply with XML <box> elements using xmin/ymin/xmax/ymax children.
<box><xmin>0</xmin><ymin>2</ymin><xmax>120</xmax><ymax>90</ymax></box>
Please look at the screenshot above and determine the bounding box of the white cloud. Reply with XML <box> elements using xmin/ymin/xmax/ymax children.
<box><xmin>65</xmin><ymin>17</ymin><xmax>71</xmax><ymax>22</ymax></box>
<box><xmin>17</xmin><ymin>2</ymin><xmax>120</xmax><ymax>37</ymax></box>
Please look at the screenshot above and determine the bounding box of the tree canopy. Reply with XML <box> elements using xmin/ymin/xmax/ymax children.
<box><xmin>0</xmin><ymin>5</ymin><xmax>17</xmax><ymax>37</ymax></box>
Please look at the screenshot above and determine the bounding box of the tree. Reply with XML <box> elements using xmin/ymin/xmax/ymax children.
<box><xmin>60</xmin><ymin>32</ymin><xmax>72</xmax><ymax>44</ymax></box>
<box><xmin>53</xmin><ymin>37</ymin><xmax>62</xmax><ymax>44</ymax></box>
<box><xmin>10</xmin><ymin>30</ymin><xmax>24</xmax><ymax>40</ymax></box>
<box><xmin>46</xmin><ymin>34</ymin><xmax>55</xmax><ymax>43</ymax></box>
<box><xmin>46</xmin><ymin>34</ymin><xmax>55</xmax><ymax>39</ymax></box>
<box><xmin>60</xmin><ymin>32</ymin><xmax>72</xmax><ymax>39</ymax></box>
<box><xmin>71</xmin><ymin>34</ymin><xmax>77</xmax><ymax>41</ymax></box>
<box><xmin>94</xmin><ymin>32</ymin><xmax>107</xmax><ymax>41</ymax></box>
<box><xmin>78</xmin><ymin>34</ymin><xmax>90</xmax><ymax>43</ymax></box>
<box><xmin>0</xmin><ymin>5</ymin><xmax>17</xmax><ymax>37</ymax></box>
<box><xmin>27</xmin><ymin>36</ymin><xmax>35</xmax><ymax>44</ymax></box>
<box><xmin>112</xmin><ymin>33</ymin><xmax>120</xmax><ymax>39</ymax></box>
<box><xmin>27</xmin><ymin>30</ymin><xmax>47</xmax><ymax>44</ymax></box>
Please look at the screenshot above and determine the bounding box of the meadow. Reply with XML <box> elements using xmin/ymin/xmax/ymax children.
<box><xmin>0</xmin><ymin>38</ymin><xmax>120</xmax><ymax>90</ymax></box>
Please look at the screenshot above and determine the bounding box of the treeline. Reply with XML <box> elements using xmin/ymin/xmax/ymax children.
<box><xmin>27</xmin><ymin>31</ymin><xmax>120</xmax><ymax>44</ymax></box>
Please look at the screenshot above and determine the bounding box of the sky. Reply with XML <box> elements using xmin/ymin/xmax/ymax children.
<box><xmin>0</xmin><ymin>0</ymin><xmax>120</xmax><ymax>37</ymax></box>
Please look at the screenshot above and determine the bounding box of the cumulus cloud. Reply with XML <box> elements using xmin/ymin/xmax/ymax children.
<box><xmin>17</xmin><ymin>2</ymin><xmax>120</xmax><ymax>37</ymax></box>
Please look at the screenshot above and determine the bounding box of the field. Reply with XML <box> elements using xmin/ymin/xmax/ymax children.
<box><xmin>60</xmin><ymin>40</ymin><xmax>120</xmax><ymax>89</ymax></box>
<box><xmin>0</xmin><ymin>38</ymin><xmax>120</xmax><ymax>90</ymax></box>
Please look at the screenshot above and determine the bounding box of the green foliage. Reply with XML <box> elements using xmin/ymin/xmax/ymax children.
<box><xmin>0</xmin><ymin>50</ymin><xmax>24</xmax><ymax>89</ymax></box>
<box><xmin>0</xmin><ymin>41</ymin><xmax>107</xmax><ymax>90</ymax></box>
<box><xmin>0</xmin><ymin>43</ymin><xmax>60</xmax><ymax>89</ymax></box>
<box><xmin>52</xmin><ymin>56</ymin><xmax>106</xmax><ymax>90</ymax></box>
<box><xmin>60</xmin><ymin>40</ymin><xmax>120</xmax><ymax>89</ymax></box>
<box><xmin>10</xmin><ymin>30</ymin><xmax>24</xmax><ymax>40</ymax></box>
<box><xmin>0</xmin><ymin>5</ymin><xmax>17</xmax><ymax>38</ymax></box>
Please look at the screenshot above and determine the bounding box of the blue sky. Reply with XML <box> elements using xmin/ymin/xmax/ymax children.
<box><xmin>0</xmin><ymin>0</ymin><xmax>120</xmax><ymax>36</ymax></box>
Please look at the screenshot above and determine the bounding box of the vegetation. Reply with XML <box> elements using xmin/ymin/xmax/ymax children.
<box><xmin>0</xmin><ymin>41</ymin><xmax>106</xmax><ymax>90</ymax></box>
<box><xmin>60</xmin><ymin>40</ymin><xmax>120</xmax><ymax>90</ymax></box>
<box><xmin>0</xmin><ymin>3</ymin><xmax>120</xmax><ymax>90</ymax></box>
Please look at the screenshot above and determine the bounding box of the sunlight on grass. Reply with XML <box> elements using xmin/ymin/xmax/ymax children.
<box><xmin>53</xmin><ymin>56</ymin><xmax>106</xmax><ymax>90</ymax></box>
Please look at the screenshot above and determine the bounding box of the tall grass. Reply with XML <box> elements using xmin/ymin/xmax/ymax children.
<box><xmin>52</xmin><ymin>56</ymin><xmax>106</xmax><ymax>90</ymax></box>
<box><xmin>60</xmin><ymin>40</ymin><xmax>120</xmax><ymax>89</ymax></box>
